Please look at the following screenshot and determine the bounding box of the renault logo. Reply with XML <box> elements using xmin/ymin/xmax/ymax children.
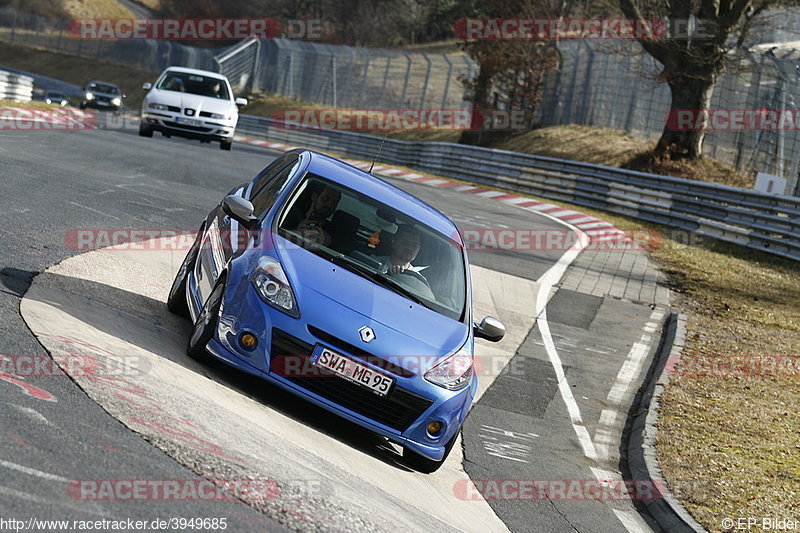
<box><xmin>358</xmin><ymin>326</ymin><xmax>375</xmax><ymax>343</ymax></box>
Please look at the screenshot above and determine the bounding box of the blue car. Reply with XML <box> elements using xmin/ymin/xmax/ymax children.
<box><xmin>167</xmin><ymin>149</ymin><xmax>505</xmax><ymax>472</ymax></box>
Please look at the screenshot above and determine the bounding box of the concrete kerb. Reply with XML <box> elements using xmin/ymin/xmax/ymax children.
<box><xmin>626</xmin><ymin>312</ymin><xmax>707</xmax><ymax>533</ymax></box>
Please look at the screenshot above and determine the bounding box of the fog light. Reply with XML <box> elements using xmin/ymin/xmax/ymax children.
<box><xmin>239</xmin><ymin>332</ymin><xmax>258</xmax><ymax>351</ymax></box>
<box><xmin>427</xmin><ymin>421</ymin><xmax>443</xmax><ymax>436</ymax></box>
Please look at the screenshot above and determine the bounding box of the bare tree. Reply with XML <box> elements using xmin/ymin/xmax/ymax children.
<box><xmin>617</xmin><ymin>0</ymin><xmax>784</xmax><ymax>160</ymax></box>
<box><xmin>458</xmin><ymin>0</ymin><xmax>566</xmax><ymax>143</ymax></box>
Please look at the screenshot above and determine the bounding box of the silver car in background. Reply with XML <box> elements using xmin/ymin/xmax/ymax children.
<box><xmin>139</xmin><ymin>67</ymin><xmax>247</xmax><ymax>151</ymax></box>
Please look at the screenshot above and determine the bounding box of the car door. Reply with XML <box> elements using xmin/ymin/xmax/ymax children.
<box><xmin>194</xmin><ymin>154</ymin><xmax>300</xmax><ymax>305</ymax></box>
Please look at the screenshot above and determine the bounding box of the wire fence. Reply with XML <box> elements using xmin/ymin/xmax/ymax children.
<box><xmin>0</xmin><ymin>8</ymin><xmax>474</xmax><ymax>111</ymax></box>
<box><xmin>252</xmin><ymin>39</ymin><xmax>475</xmax><ymax>110</ymax></box>
<box><xmin>538</xmin><ymin>40</ymin><xmax>800</xmax><ymax>195</ymax></box>
<box><xmin>1</xmin><ymin>7</ymin><xmax>799</xmax><ymax>195</ymax></box>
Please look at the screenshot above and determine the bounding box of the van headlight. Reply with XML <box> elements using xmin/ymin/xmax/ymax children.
<box><xmin>208</xmin><ymin>112</ymin><xmax>230</xmax><ymax>120</ymax></box>
<box><xmin>149</xmin><ymin>103</ymin><xmax>169</xmax><ymax>110</ymax></box>
<box><xmin>111</xmin><ymin>97</ymin><xmax>122</xmax><ymax>106</ymax></box>
<box><xmin>424</xmin><ymin>341</ymin><xmax>474</xmax><ymax>390</ymax></box>
<box><xmin>85</xmin><ymin>92</ymin><xmax>94</xmax><ymax>100</ymax></box>
<box><xmin>249</xmin><ymin>256</ymin><xmax>298</xmax><ymax>317</ymax></box>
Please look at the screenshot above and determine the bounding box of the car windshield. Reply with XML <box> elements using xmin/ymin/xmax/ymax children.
<box><xmin>87</xmin><ymin>83</ymin><xmax>119</xmax><ymax>95</ymax></box>
<box><xmin>156</xmin><ymin>72</ymin><xmax>231</xmax><ymax>99</ymax></box>
<box><xmin>276</xmin><ymin>174</ymin><xmax>467</xmax><ymax>322</ymax></box>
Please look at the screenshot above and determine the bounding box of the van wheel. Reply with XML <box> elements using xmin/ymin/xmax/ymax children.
<box><xmin>220</xmin><ymin>140</ymin><xmax>232</xmax><ymax>151</ymax></box>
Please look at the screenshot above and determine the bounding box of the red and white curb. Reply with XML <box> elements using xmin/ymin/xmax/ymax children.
<box><xmin>235</xmin><ymin>134</ymin><xmax>630</xmax><ymax>245</ymax></box>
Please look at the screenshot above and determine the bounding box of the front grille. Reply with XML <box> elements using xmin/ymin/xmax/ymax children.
<box><xmin>270</xmin><ymin>329</ymin><xmax>432</xmax><ymax>432</ymax></box>
<box><xmin>307</xmin><ymin>325</ymin><xmax>415</xmax><ymax>377</ymax></box>
<box><xmin>163</xmin><ymin>121</ymin><xmax>213</xmax><ymax>133</ymax></box>
<box><xmin>167</xmin><ymin>105</ymin><xmax>181</xmax><ymax>112</ymax></box>
<box><xmin>199</xmin><ymin>111</ymin><xmax>213</xmax><ymax>118</ymax></box>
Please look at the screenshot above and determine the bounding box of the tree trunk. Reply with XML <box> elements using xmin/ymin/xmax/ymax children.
<box><xmin>655</xmin><ymin>75</ymin><xmax>715</xmax><ymax>160</ymax></box>
<box><xmin>459</xmin><ymin>62</ymin><xmax>493</xmax><ymax>145</ymax></box>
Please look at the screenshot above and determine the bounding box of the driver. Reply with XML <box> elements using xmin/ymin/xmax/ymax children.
<box><xmin>374</xmin><ymin>224</ymin><xmax>427</xmax><ymax>277</ymax></box>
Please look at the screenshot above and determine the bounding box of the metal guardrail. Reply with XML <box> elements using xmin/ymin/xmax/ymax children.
<box><xmin>237</xmin><ymin>115</ymin><xmax>800</xmax><ymax>262</ymax></box>
<box><xmin>0</xmin><ymin>69</ymin><xmax>33</xmax><ymax>102</ymax></box>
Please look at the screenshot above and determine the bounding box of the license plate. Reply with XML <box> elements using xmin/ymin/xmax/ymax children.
<box><xmin>312</xmin><ymin>345</ymin><xmax>394</xmax><ymax>397</ymax></box>
<box><xmin>97</xmin><ymin>101</ymin><xmax>109</xmax><ymax>106</ymax></box>
<box><xmin>176</xmin><ymin>117</ymin><xmax>201</xmax><ymax>126</ymax></box>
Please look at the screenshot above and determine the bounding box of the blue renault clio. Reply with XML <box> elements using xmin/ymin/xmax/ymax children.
<box><xmin>167</xmin><ymin>149</ymin><xmax>505</xmax><ymax>472</ymax></box>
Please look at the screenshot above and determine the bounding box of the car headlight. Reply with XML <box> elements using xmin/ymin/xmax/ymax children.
<box><xmin>148</xmin><ymin>103</ymin><xmax>169</xmax><ymax>111</ymax></box>
<box><xmin>423</xmin><ymin>341</ymin><xmax>474</xmax><ymax>390</ymax></box>
<box><xmin>209</xmin><ymin>112</ymin><xmax>230</xmax><ymax>120</ymax></box>
<box><xmin>249</xmin><ymin>256</ymin><xmax>298</xmax><ymax>317</ymax></box>
<box><xmin>85</xmin><ymin>92</ymin><xmax>94</xmax><ymax>100</ymax></box>
<box><xmin>111</xmin><ymin>97</ymin><xmax>121</xmax><ymax>106</ymax></box>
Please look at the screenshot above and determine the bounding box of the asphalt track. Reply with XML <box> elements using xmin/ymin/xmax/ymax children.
<box><xmin>1</xmin><ymin>124</ymin><xmax>664</xmax><ymax>532</ymax></box>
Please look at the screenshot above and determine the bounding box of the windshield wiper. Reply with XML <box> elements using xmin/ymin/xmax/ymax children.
<box><xmin>314</xmin><ymin>248</ymin><xmax>427</xmax><ymax>307</ymax></box>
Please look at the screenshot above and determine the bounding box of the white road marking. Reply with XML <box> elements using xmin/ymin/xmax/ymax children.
<box><xmin>0</xmin><ymin>485</ymin><xmax>116</xmax><ymax>518</ymax></box>
<box><xmin>68</xmin><ymin>201</ymin><xmax>120</xmax><ymax>221</ymax></box>
<box><xmin>613</xmin><ymin>510</ymin><xmax>653</xmax><ymax>533</ymax></box>
<box><xmin>0</xmin><ymin>459</ymin><xmax>69</xmax><ymax>482</ymax></box>
<box><xmin>575</xmin><ymin>221</ymin><xmax>614</xmax><ymax>230</ymax></box>
<box><xmin>11</xmin><ymin>405</ymin><xmax>52</xmax><ymax>425</ymax></box>
<box><xmin>529</xmin><ymin>214</ymin><xmax>598</xmax><ymax>460</ymax></box>
<box><xmin>594</xmin><ymin>309</ymin><xmax>665</xmax><ymax>461</ymax></box>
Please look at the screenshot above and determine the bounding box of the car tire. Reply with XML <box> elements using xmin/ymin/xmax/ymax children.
<box><xmin>166</xmin><ymin>229</ymin><xmax>202</xmax><ymax>316</ymax></box>
<box><xmin>402</xmin><ymin>430</ymin><xmax>459</xmax><ymax>474</ymax></box>
<box><xmin>186</xmin><ymin>277</ymin><xmax>225</xmax><ymax>361</ymax></box>
<box><xmin>138</xmin><ymin>123</ymin><xmax>153</xmax><ymax>137</ymax></box>
<box><xmin>220</xmin><ymin>140</ymin><xmax>232</xmax><ymax>151</ymax></box>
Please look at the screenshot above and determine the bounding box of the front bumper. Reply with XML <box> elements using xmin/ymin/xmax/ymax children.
<box><xmin>83</xmin><ymin>99</ymin><xmax>121</xmax><ymax>110</ymax></box>
<box><xmin>141</xmin><ymin>111</ymin><xmax>235</xmax><ymax>141</ymax></box>
<box><xmin>196</xmin><ymin>276</ymin><xmax>475</xmax><ymax>461</ymax></box>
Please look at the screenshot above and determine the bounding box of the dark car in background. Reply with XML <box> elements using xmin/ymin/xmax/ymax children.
<box><xmin>44</xmin><ymin>91</ymin><xmax>69</xmax><ymax>106</ymax></box>
<box><xmin>80</xmin><ymin>80</ymin><xmax>124</xmax><ymax>111</ymax></box>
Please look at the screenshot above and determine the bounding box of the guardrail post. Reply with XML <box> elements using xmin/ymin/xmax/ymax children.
<box><xmin>419</xmin><ymin>52</ymin><xmax>432</xmax><ymax>111</ymax></box>
<box><xmin>378</xmin><ymin>50</ymin><xmax>391</xmax><ymax>108</ymax></box>
<box><xmin>400</xmin><ymin>52</ymin><xmax>412</xmax><ymax>107</ymax></box>
<box><xmin>441</xmin><ymin>55</ymin><xmax>453</xmax><ymax>110</ymax></box>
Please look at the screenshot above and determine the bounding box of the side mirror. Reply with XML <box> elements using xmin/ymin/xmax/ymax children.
<box><xmin>474</xmin><ymin>317</ymin><xmax>505</xmax><ymax>343</ymax></box>
<box><xmin>222</xmin><ymin>195</ymin><xmax>258</xmax><ymax>227</ymax></box>
<box><xmin>234</xmin><ymin>97</ymin><xmax>248</xmax><ymax>107</ymax></box>
<box><xmin>142</xmin><ymin>82</ymin><xmax>152</xmax><ymax>90</ymax></box>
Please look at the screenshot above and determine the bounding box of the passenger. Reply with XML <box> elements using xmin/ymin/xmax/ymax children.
<box><xmin>285</xmin><ymin>183</ymin><xmax>342</xmax><ymax>246</ymax></box>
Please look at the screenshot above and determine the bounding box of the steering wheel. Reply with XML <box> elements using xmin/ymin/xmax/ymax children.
<box><xmin>397</xmin><ymin>268</ymin><xmax>431</xmax><ymax>289</ymax></box>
